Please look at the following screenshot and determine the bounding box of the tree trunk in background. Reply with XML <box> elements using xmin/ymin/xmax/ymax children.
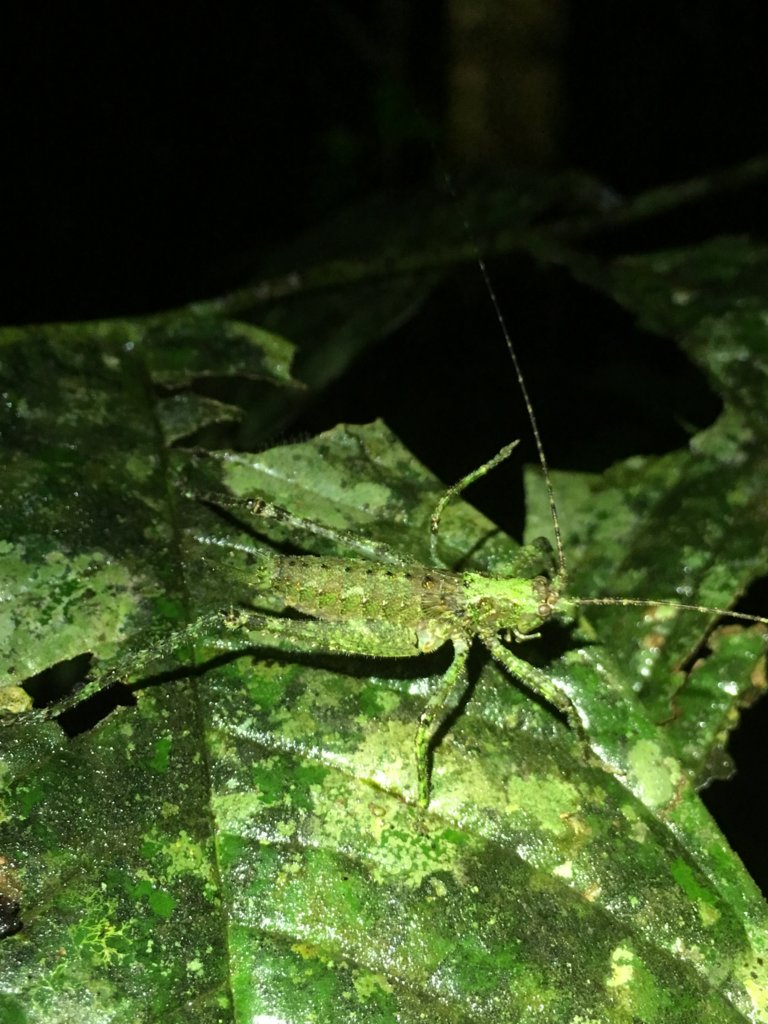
<box><xmin>447</xmin><ymin>0</ymin><xmax>565</xmax><ymax>168</ymax></box>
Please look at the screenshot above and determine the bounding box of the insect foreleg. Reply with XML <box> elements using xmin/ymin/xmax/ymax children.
<box><xmin>483</xmin><ymin>635</ymin><xmax>584</xmax><ymax>735</ymax></box>
<box><xmin>415</xmin><ymin>636</ymin><xmax>471</xmax><ymax>807</ymax></box>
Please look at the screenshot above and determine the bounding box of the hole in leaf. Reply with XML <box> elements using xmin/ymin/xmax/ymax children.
<box><xmin>704</xmin><ymin>695</ymin><xmax>768</xmax><ymax>899</ymax></box>
<box><xmin>23</xmin><ymin>652</ymin><xmax>94</xmax><ymax>708</ymax></box>
<box><xmin>56</xmin><ymin>683</ymin><xmax>137</xmax><ymax>738</ymax></box>
<box><xmin>731</xmin><ymin>574</ymin><xmax>768</xmax><ymax>623</ymax></box>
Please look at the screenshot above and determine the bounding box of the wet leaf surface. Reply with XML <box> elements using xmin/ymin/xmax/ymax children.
<box><xmin>1</xmin><ymin>217</ymin><xmax>768</xmax><ymax>1022</ymax></box>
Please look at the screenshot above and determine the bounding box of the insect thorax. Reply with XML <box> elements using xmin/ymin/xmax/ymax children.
<box><xmin>461</xmin><ymin>571</ymin><xmax>569</xmax><ymax>638</ymax></box>
<box><xmin>256</xmin><ymin>552</ymin><xmax>572</xmax><ymax>655</ymax></box>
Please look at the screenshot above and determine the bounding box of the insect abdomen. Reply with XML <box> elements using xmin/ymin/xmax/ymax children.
<box><xmin>260</xmin><ymin>554</ymin><xmax>461</xmax><ymax>633</ymax></box>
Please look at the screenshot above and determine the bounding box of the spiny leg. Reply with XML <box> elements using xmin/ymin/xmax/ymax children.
<box><xmin>483</xmin><ymin>633</ymin><xmax>680</xmax><ymax>801</ymax></box>
<box><xmin>56</xmin><ymin>611</ymin><xmax>416</xmax><ymax>725</ymax></box>
<box><xmin>202</xmin><ymin>611</ymin><xmax>473</xmax><ymax>807</ymax></box>
<box><xmin>93</xmin><ymin>609</ymin><xmax>258</xmax><ymax>686</ymax></box>
<box><xmin>415</xmin><ymin>636</ymin><xmax>471</xmax><ymax>807</ymax></box>
<box><xmin>483</xmin><ymin>634</ymin><xmax>584</xmax><ymax>733</ymax></box>
<box><xmin>196</xmin><ymin>491</ymin><xmax>411</xmax><ymax>567</ymax></box>
<box><xmin>132</xmin><ymin>608</ymin><xmax>416</xmax><ymax>665</ymax></box>
<box><xmin>33</xmin><ymin>609</ymin><xmax>252</xmax><ymax>721</ymax></box>
<box><xmin>157</xmin><ymin>610</ymin><xmax>446</xmax><ymax>803</ymax></box>
<box><xmin>209</xmin><ymin>612</ymin><xmax>474</xmax><ymax>807</ymax></box>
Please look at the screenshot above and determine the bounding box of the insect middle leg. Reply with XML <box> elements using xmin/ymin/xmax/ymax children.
<box><xmin>415</xmin><ymin>636</ymin><xmax>470</xmax><ymax>807</ymax></box>
<box><xmin>483</xmin><ymin>633</ymin><xmax>667</xmax><ymax>800</ymax></box>
<box><xmin>116</xmin><ymin>607</ymin><xmax>459</xmax><ymax>804</ymax></box>
<box><xmin>483</xmin><ymin>634</ymin><xmax>584</xmax><ymax>732</ymax></box>
<box><xmin>217</xmin><ymin>612</ymin><xmax>472</xmax><ymax>807</ymax></box>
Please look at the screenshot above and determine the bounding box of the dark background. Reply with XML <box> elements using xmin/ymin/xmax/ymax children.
<box><xmin>4</xmin><ymin>3</ymin><xmax>768</xmax><ymax>887</ymax></box>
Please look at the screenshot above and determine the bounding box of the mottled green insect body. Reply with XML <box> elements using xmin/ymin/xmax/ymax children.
<box><xmin>170</xmin><ymin>241</ymin><xmax>768</xmax><ymax>815</ymax></box>
<box><xmin>190</xmin><ymin>430</ymin><xmax>768</xmax><ymax>814</ymax></box>
<box><xmin>196</xmin><ymin>485</ymin><xmax>582</xmax><ymax>806</ymax></box>
<box><xmin>265</xmin><ymin>555</ymin><xmax>457</xmax><ymax>643</ymax></box>
<box><xmin>260</xmin><ymin>553</ymin><xmax>566</xmax><ymax>652</ymax></box>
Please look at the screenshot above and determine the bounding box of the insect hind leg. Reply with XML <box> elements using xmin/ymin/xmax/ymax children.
<box><xmin>196</xmin><ymin>491</ymin><xmax>410</xmax><ymax>566</ymax></box>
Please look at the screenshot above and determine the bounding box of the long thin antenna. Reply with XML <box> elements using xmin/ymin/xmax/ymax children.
<box><xmin>436</xmin><ymin>166</ymin><xmax>768</xmax><ymax>633</ymax></box>
<box><xmin>440</xmin><ymin>169</ymin><xmax>567</xmax><ymax>580</ymax></box>
<box><xmin>576</xmin><ymin>595</ymin><xmax>768</xmax><ymax>628</ymax></box>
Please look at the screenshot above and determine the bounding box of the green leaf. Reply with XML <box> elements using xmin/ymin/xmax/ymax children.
<box><xmin>527</xmin><ymin>235</ymin><xmax>768</xmax><ymax>782</ymax></box>
<box><xmin>2</xmin><ymin>214</ymin><xmax>768</xmax><ymax>1020</ymax></box>
<box><xmin>0</xmin><ymin>309</ymin><xmax>299</xmax><ymax>696</ymax></box>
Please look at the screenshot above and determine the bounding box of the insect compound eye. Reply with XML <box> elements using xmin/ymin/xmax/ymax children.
<box><xmin>538</xmin><ymin>603</ymin><xmax>552</xmax><ymax>619</ymax></box>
